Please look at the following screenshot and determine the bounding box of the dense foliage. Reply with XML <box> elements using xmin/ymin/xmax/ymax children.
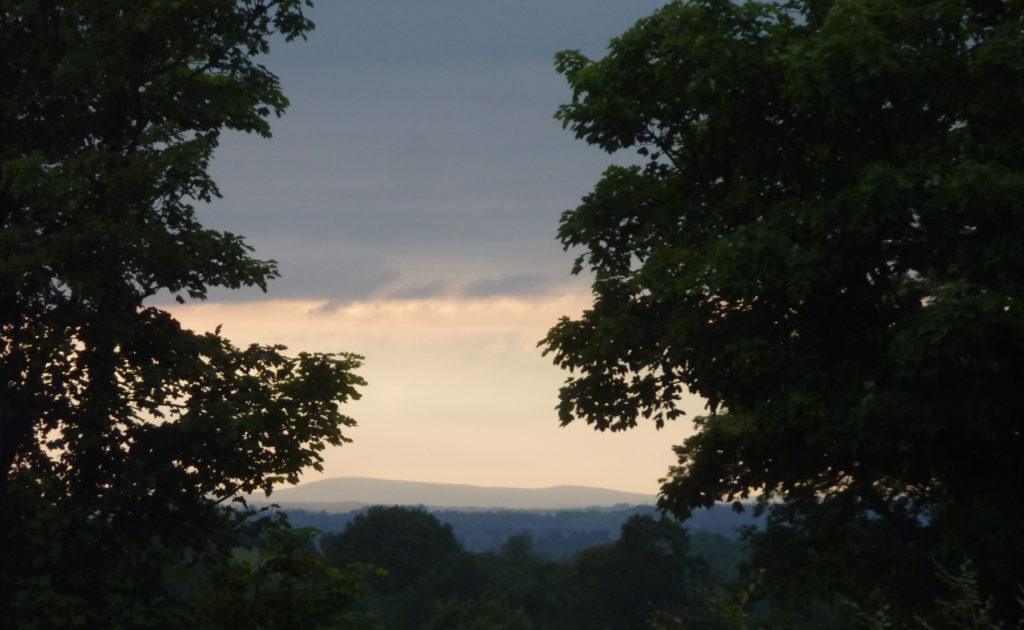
<box><xmin>308</xmin><ymin>504</ymin><xmax>1019</xmax><ymax>629</ymax></box>
<box><xmin>542</xmin><ymin>0</ymin><xmax>1024</xmax><ymax>624</ymax></box>
<box><xmin>287</xmin><ymin>503</ymin><xmax>759</xmax><ymax>558</ymax></box>
<box><xmin>0</xmin><ymin>2</ymin><xmax>368</xmax><ymax>627</ymax></box>
<box><xmin>320</xmin><ymin>506</ymin><xmax>720</xmax><ymax>630</ymax></box>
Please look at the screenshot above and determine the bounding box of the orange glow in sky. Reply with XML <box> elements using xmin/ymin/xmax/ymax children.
<box><xmin>169</xmin><ymin>294</ymin><xmax>702</xmax><ymax>495</ymax></box>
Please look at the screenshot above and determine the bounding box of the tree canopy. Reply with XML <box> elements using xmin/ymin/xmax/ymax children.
<box><xmin>321</xmin><ymin>506</ymin><xmax>465</xmax><ymax>594</ymax></box>
<box><xmin>543</xmin><ymin>0</ymin><xmax>1024</xmax><ymax>622</ymax></box>
<box><xmin>1</xmin><ymin>1</ymin><xmax>368</xmax><ymax>627</ymax></box>
<box><xmin>321</xmin><ymin>506</ymin><xmax>479</xmax><ymax>629</ymax></box>
<box><xmin>559</xmin><ymin>514</ymin><xmax>703</xmax><ymax>630</ymax></box>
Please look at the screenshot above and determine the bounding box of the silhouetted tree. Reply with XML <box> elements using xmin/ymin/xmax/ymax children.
<box><xmin>543</xmin><ymin>0</ymin><xmax>1024</xmax><ymax>622</ymax></box>
<box><xmin>558</xmin><ymin>515</ymin><xmax>703</xmax><ymax>629</ymax></box>
<box><xmin>322</xmin><ymin>506</ymin><xmax>465</xmax><ymax>593</ymax></box>
<box><xmin>0</xmin><ymin>2</ymin><xmax>369</xmax><ymax>627</ymax></box>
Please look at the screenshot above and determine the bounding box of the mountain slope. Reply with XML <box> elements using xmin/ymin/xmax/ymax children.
<box><xmin>260</xmin><ymin>477</ymin><xmax>656</xmax><ymax>510</ymax></box>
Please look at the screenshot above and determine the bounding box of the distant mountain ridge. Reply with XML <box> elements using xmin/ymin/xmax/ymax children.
<box><xmin>258</xmin><ymin>476</ymin><xmax>657</xmax><ymax>511</ymax></box>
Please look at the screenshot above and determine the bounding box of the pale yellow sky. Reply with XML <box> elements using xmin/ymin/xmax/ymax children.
<box><xmin>168</xmin><ymin>294</ymin><xmax>703</xmax><ymax>495</ymax></box>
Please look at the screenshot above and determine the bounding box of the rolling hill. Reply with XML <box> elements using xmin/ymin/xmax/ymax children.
<box><xmin>256</xmin><ymin>476</ymin><xmax>657</xmax><ymax>511</ymax></box>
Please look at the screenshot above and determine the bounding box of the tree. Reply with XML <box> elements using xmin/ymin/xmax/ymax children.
<box><xmin>424</xmin><ymin>597</ymin><xmax>534</xmax><ymax>630</ymax></box>
<box><xmin>481</xmin><ymin>534</ymin><xmax>561</xmax><ymax>624</ymax></box>
<box><xmin>321</xmin><ymin>506</ymin><xmax>466</xmax><ymax>593</ymax></box>
<box><xmin>0</xmin><ymin>2</ymin><xmax>368</xmax><ymax>627</ymax></box>
<box><xmin>556</xmin><ymin>515</ymin><xmax>703</xmax><ymax>630</ymax></box>
<box><xmin>542</xmin><ymin>0</ymin><xmax>1024</xmax><ymax>622</ymax></box>
<box><xmin>321</xmin><ymin>507</ymin><xmax>475</xmax><ymax>629</ymax></box>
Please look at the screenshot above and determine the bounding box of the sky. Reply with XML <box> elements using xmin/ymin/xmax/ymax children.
<box><xmin>166</xmin><ymin>0</ymin><xmax>707</xmax><ymax>495</ymax></box>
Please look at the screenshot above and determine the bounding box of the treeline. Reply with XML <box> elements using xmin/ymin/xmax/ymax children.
<box><xmin>283</xmin><ymin>503</ymin><xmax>761</xmax><ymax>558</ymax></box>
<box><xmin>310</xmin><ymin>505</ymin><xmax>744</xmax><ymax>630</ymax></box>
<box><xmin>287</xmin><ymin>505</ymin><xmax>1018</xmax><ymax>629</ymax></box>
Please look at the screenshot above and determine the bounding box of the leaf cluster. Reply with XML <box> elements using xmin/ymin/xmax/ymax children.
<box><xmin>0</xmin><ymin>2</ymin><xmax>370</xmax><ymax>627</ymax></box>
<box><xmin>542</xmin><ymin>0</ymin><xmax>1024</xmax><ymax>621</ymax></box>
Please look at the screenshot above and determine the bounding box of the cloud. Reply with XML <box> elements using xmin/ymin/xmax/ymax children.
<box><xmin>168</xmin><ymin>293</ymin><xmax>592</xmax><ymax>345</ymax></box>
<box><xmin>200</xmin><ymin>1</ymin><xmax>661</xmax><ymax>307</ymax></box>
<box><xmin>288</xmin><ymin>0</ymin><xmax>670</xmax><ymax>68</ymax></box>
<box><xmin>462</xmin><ymin>273</ymin><xmax>552</xmax><ymax>298</ymax></box>
<box><xmin>198</xmin><ymin>262</ymin><xmax>400</xmax><ymax>304</ymax></box>
<box><xmin>387</xmin><ymin>281</ymin><xmax>451</xmax><ymax>300</ymax></box>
